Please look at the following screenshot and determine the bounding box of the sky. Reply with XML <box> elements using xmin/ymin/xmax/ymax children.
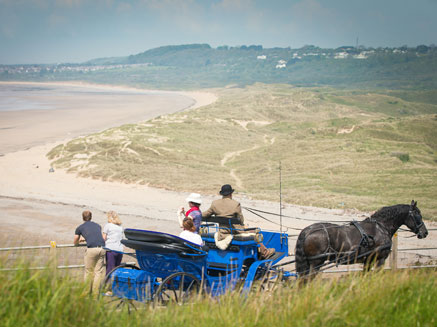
<box><xmin>1</xmin><ymin>0</ymin><xmax>437</xmax><ymax>64</ymax></box>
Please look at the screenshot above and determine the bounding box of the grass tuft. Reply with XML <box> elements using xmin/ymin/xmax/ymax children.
<box><xmin>1</xmin><ymin>257</ymin><xmax>436</xmax><ymax>326</ymax></box>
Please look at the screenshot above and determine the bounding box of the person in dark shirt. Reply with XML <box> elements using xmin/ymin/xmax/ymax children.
<box><xmin>74</xmin><ymin>210</ymin><xmax>105</xmax><ymax>294</ymax></box>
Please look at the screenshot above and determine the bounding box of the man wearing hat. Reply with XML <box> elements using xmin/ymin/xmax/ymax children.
<box><xmin>202</xmin><ymin>184</ymin><xmax>275</xmax><ymax>259</ymax></box>
<box><xmin>177</xmin><ymin>192</ymin><xmax>203</xmax><ymax>233</ymax></box>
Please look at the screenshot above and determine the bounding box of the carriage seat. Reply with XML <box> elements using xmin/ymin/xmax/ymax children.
<box><xmin>200</xmin><ymin>215</ymin><xmax>262</xmax><ymax>242</ymax></box>
<box><xmin>200</xmin><ymin>232</ymin><xmax>259</xmax><ymax>242</ymax></box>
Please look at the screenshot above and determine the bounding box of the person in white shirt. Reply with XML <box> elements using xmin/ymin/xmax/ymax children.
<box><xmin>102</xmin><ymin>211</ymin><xmax>124</xmax><ymax>275</ymax></box>
<box><xmin>179</xmin><ymin>218</ymin><xmax>203</xmax><ymax>246</ymax></box>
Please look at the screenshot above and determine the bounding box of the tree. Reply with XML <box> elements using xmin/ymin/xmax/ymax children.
<box><xmin>416</xmin><ymin>45</ymin><xmax>429</xmax><ymax>54</ymax></box>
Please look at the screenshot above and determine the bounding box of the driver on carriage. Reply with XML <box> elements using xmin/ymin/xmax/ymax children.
<box><xmin>202</xmin><ymin>184</ymin><xmax>276</xmax><ymax>260</ymax></box>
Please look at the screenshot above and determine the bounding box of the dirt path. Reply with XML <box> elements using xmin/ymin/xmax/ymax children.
<box><xmin>220</xmin><ymin>133</ymin><xmax>275</xmax><ymax>190</ymax></box>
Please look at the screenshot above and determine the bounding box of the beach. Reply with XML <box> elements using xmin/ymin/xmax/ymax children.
<box><xmin>0</xmin><ymin>81</ymin><xmax>214</xmax><ymax>154</ymax></box>
<box><xmin>0</xmin><ymin>81</ymin><xmax>435</xmax><ymax>269</ymax></box>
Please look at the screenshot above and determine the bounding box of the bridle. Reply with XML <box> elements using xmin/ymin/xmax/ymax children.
<box><xmin>408</xmin><ymin>209</ymin><xmax>424</xmax><ymax>234</ymax></box>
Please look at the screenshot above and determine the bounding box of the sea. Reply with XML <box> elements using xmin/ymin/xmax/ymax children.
<box><xmin>0</xmin><ymin>83</ymin><xmax>153</xmax><ymax>112</ymax></box>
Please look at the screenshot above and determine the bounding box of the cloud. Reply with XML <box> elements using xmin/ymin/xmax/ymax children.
<box><xmin>0</xmin><ymin>24</ymin><xmax>15</xmax><ymax>38</ymax></box>
<box><xmin>48</xmin><ymin>13</ymin><xmax>68</xmax><ymax>28</ymax></box>
<box><xmin>138</xmin><ymin>0</ymin><xmax>205</xmax><ymax>32</ymax></box>
<box><xmin>213</xmin><ymin>0</ymin><xmax>254</xmax><ymax>11</ymax></box>
<box><xmin>117</xmin><ymin>1</ymin><xmax>132</xmax><ymax>13</ymax></box>
<box><xmin>54</xmin><ymin>0</ymin><xmax>115</xmax><ymax>8</ymax></box>
<box><xmin>0</xmin><ymin>0</ymin><xmax>48</xmax><ymax>7</ymax></box>
<box><xmin>0</xmin><ymin>6</ymin><xmax>18</xmax><ymax>38</ymax></box>
<box><xmin>54</xmin><ymin>0</ymin><xmax>84</xmax><ymax>7</ymax></box>
<box><xmin>290</xmin><ymin>0</ymin><xmax>336</xmax><ymax>22</ymax></box>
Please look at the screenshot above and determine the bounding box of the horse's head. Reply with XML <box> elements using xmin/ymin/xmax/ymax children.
<box><xmin>405</xmin><ymin>200</ymin><xmax>428</xmax><ymax>239</ymax></box>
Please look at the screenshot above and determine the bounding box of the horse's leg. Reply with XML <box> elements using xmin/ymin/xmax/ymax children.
<box><xmin>375</xmin><ymin>258</ymin><xmax>386</xmax><ymax>270</ymax></box>
<box><xmin>362</xmin><ymin>257</ymin><xmax>372</xmax><ymax>272</ymax></box>
<box><xmin>308</xmin><ymin>259</ymin><xmax>325</xmax><ymax>279</ymax></box>
<box><xmin>297</xmin><ymin>258</ymin><xmax>325</xmax><ymax>284</ymax></box>
<box><xmin>362</xmin><ymin>252</ymin><xmax>384</xmax><ymax>273</ymax></box>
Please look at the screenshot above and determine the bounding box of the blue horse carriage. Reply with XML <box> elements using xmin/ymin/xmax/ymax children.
<box><xmin>101</xmin><ymin>216</ymin><xmax>293</xmax><ymax>308</ymax></box>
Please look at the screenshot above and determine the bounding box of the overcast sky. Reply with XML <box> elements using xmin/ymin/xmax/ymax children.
<box><xmin>1</xmin><ymin>0</ymin><xmax>436</xmax><ymax>64</ymax></box>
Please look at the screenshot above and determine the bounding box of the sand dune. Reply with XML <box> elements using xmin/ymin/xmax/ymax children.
<box><xmin>0</xmin><ymin>82</ymin><xmax>434</xmax><ymax>270</ymax></box>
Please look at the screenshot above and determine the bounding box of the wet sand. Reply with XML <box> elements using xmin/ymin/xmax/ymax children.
<box><xmin>0</xmin><ymin>81</ymin><xmax>209</xmax><ymax>154</ymax></box>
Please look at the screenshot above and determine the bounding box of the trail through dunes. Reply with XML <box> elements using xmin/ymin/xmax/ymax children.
<box><xmin>220</xmin><ymin>134</ymin><xmax>276</xmax><ymax>190</ymax></box>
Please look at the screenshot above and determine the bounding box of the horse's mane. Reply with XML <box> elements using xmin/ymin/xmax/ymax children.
<box><xmin>369</xmin><ymin>204</ymin><xmax>409</xmax><ymax>223</ymax></box>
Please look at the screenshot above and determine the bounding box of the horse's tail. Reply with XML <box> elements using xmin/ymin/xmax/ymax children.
<box><xmin>295</xmin><ymin>229</ymin><xmax>310</xmax><ymax>276</ymax></box>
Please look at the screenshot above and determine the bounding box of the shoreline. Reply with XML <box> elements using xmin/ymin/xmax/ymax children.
<box><xmin>0</xmin><ymin>81</ymin><xmax>435</xmax><ymax>269</ymax></box>
<box><xmin>0</xmin><ymin>81</ymin><xmax>217</xmax><ymax>154</ymax></box>
<box><xmin>0</xmin><ymin>80</ymin><xmax>218</xmax><ymax>110</ymax></box>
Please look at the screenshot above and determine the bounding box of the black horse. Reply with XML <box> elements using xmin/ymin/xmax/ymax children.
<box><xmin>295</xmin><ymin>200</ymin><xmax>428</xmax><ymax>277</ymax></box>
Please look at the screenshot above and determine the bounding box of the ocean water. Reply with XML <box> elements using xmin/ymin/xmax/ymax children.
<box><xmin>0</xmin><ymin>83</ymin><xmax>147</xmax><ymax>112</ymax></box>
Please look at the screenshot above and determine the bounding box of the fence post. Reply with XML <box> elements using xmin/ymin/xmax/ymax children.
<box><xmin>389</xmin><ymin>233</ymin><xmax>398</xmax><ymax>270</ymax></box>
<box><xmin>50</xmin><ymin>241</ymin><xmax>57</xmax><ymax>270</ymax></box>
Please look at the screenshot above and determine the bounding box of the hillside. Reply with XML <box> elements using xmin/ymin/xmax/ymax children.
<box><xmin>2</xmin><ymin>44</ymin><xmax>437</xmax><ymax>90</ymax></box>
<box><xmin>47</xmin><ymin>84</ymin><xmax>437</xmax><ymax>219</ymax></box>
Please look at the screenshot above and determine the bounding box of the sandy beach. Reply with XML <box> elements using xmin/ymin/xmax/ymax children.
<box><xmin>0</xmin><ymin>81</ymin><xmax>216</xmax><ymax>154</ymax></box>
<box><xmin>0</xmin><ymin>81</ymin><xmax>435</xmax><ymax>269</ymax></box>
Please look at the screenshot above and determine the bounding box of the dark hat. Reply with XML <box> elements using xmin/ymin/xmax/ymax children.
<box><xmin>219</xmin><ymin>184</ymin><xmax>234</xmax><ymax>196</ymax></box>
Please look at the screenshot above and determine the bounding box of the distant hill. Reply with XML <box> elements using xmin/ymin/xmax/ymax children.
<box><xmin>2</xmin><ymin>43</ymin><xmax>437</xmax><ymax>90</ymax></box>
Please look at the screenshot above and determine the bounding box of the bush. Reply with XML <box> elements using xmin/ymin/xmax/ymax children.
<box><xmin>391</xmin><ymin>151</ymin><xmax>410</xmax><ymax>162</ymax></box>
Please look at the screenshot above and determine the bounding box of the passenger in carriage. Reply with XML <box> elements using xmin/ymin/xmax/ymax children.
<box><xmin>202</xmin><ymin>184</ymin><xmax>276</xmax><ymax>260</ymax></box>
<box><xmin>179</xmin><ymin>218</ymin><xmax>204</xmax><ymax>246</ymax></box>
<box><xmin>177</xmin><ymin>193</ymin><xmax>202</xmax><ymax>233</ymax></box>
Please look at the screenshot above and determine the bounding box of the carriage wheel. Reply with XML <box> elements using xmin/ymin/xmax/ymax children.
<box><xmin>154</xmin><ymin>272</ymin><xmax>202</xmax><ymax>306</ymax></box>
<box><xmin>99</xmin><ymin>264</ymin><xmax>141</xmax><ymax>312</ymax></box>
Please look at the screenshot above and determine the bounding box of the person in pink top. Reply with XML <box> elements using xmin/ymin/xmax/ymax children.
<box><xmin>177</xmin><ymin>193</ymin><xmax>202</xmax><ymax>233</ymax></box>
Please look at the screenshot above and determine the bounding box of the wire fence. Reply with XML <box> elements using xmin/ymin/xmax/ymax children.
<box><xmin>1</xmin><ymin>233</ymin><xmax>436</xmax><ymax>273</ymax></box>
<box><xmin>0</xmin><ymin>242</ymin><xmax>135</xmax><ymax>273</ymax></box>
<box><xmin>1</xmin><ymin>205</ymin><xmax>435</xmax><ymax>273</ymax></box>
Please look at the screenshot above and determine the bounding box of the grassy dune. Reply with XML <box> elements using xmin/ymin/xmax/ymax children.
<box><xmin>1</xmin><ymin>259</ymin><xmax>436</xmax><ymax>327</ymax></box>
<box><xmin>47</xmin><ymin>84</ymin><xmax>437</xmax><ymax>219</ymax></box>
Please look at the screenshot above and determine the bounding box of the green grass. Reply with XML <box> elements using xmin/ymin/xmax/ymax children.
<box><xmin>47</xmin><ymin>84</ymin><xmax>437</xmax><ymax>219</ymax></box>
<box><xmin>1</xmin><ymin>258</ymin><xmax>436</xmax><ymax>327</ymax></box>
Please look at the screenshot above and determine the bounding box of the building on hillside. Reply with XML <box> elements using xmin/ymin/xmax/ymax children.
<box><xmin>334</xmin><ymin>52</ymin><xmax>349</xmax><ymax>59</ymax></box>
<box><xmin>276</xmin><ymin>60</ymin><xmax>287</xmax><ymax>69</ymax></box>
<box><xmin>257</xmin><ymin>55</ymin><xmax>267</xmax><ymax>60</ymax></box>
<box><xmin>353</xmin><ymin>53</ymin><xmax>368</xmax><ymax>59</ymax></box>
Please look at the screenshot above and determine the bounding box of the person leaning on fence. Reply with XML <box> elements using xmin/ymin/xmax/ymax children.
<box><xmin>202</xmin><ymin>184</ymin><xmax>276</xmax><ymax>259</ymax></box>
<box><xmin>102</xmin><ymin>211</ymin><xmax>124</xmax><ymax>276</ymax></box>
<box><xmin>73</xmin><ymin>210</ymin><xmax>106</xmax><ymax>294</ymax></box>
<box><xmin>177</xmin><ymin>193</ymin><xmax>202</xmax><ymax>233</ymax></box>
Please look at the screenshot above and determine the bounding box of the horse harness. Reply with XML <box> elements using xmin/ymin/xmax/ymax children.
<box><xmin>307</xmin><ymin>220</ymin><xmax>379</xmax><ymax>263</ymax></box>
<box><xmin>350</xmin><ymin>220</ymin><xmax>375</xmax><ymax>254</ymax></box>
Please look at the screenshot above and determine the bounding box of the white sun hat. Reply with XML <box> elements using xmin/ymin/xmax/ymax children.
<box><xmin>186</xmin><ymin>193</ymin><xmax>202</xmax><ymax>204</ymax></box>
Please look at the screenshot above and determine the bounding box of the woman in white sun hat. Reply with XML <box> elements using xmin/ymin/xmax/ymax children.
<box><xmin>177</xmin><ymin>193</ymin><xmax>202</xmax><ymax>233</ymax></box>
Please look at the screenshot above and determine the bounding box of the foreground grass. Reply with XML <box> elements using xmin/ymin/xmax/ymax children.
<box><xmin>0</xmin><ymin>259</ymin><xmax>436</xmax><ymax>327</ymax></box>
<box><xmin>47</xmin><ymin>84</ymin><xmax>437</xmax><ymax>218</ymax></box>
